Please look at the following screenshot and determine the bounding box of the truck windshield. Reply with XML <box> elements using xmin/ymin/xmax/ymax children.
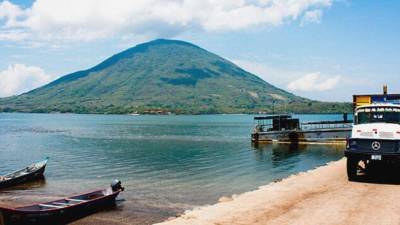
<box><xmin>356</xmin><ymin>107</ymin><xmax>400</xmax><ymax>124</ymax></box>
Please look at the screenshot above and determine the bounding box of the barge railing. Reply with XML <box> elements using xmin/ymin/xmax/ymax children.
<box><xmin>301</xmin><ymin>120</ymin><xmax>353</xmax><ymax>130</ymax></box>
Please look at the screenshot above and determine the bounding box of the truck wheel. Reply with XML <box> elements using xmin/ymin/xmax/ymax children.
<box><xmin>347</xmin><ymin>157</ymin><xmax>358</xmax><ymax>181</ymax></box>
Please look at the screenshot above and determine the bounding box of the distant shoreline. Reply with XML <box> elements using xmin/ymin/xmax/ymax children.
<box><xmin>0</xmin><ymin>112</ymin><xmax>352</xmax><ymax>116</ymax></box>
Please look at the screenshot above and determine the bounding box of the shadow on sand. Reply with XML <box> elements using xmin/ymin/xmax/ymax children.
<box><xmin>55</xmin><ymin>203</ymin><xmax>122</xmax><ymax>225</ymax></box>
<box><xmin>1</xmin><ymin>176</ymin><xmax>47</xmax><ymax>192</ymax></box>
<box><xmin>352</xmin><ymin>164</ymin><xmax>400</xmax><ymax>185</ymax></box>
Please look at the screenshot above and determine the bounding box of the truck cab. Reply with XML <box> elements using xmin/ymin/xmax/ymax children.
<box><xmin>345</xmin><ymin>89</ymin><xmax>400</xmax><ymax>180</ymax></box>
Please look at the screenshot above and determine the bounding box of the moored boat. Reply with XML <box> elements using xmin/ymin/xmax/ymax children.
<box><xmin>0</xmin><ymin>180</ymin><xmax>124</xmax><ymax>225</ymax></box>
<box><xmin>251</xmin><ymin>114</ymin><xmax>352</xmax><ymax>144</ymax></box>
<box><xmin>0</xmin><ymin>158</ymin><xmax>48</xmax><ymax>189</ymax></box>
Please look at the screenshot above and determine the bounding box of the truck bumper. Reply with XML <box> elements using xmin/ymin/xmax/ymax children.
<box><xmin>345</xmin><ymin>150</ymin><xmax>400</xmax><ymax>161</ymax></box>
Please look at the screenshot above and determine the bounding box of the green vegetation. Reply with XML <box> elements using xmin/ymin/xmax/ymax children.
<box><xmin>0</xmin><ymin>39</ymin><xmax>352</xmax><ymax>114</ymax></box>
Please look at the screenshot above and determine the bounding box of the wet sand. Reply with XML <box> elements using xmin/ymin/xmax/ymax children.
<box><xmin>157</xmin><ymin>158</ymin><xmax>400</xmax><ymax>225</ymax></box>
<box><xmin>68</xmin><ymin>200</ymin><xmax>182</xmax><ymax>225</ymax></box>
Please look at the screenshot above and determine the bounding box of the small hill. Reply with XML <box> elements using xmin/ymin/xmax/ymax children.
<box><xmin>0</xmin><ymin>39</ymin><xmax>350</xmax><ymax>114</ymax></box>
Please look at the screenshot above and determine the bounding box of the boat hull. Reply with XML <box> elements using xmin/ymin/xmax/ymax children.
<box><xmin>0</xmin><ymin>191</ymin><xmax>120</xmax><ymax>225</ymax></box>
<box><xmin>0</xmin><ymin>165</ymin><xmax>46</xmax><ymax>189</ymax></box>
<box><xmin>252</xmin><ymin>128</ymin><xmax>351</xmax><ymax>144</ymax></box>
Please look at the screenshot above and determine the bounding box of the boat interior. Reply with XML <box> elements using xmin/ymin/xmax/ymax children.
<box><xmin>16</xmin><ymin>189</ymin><xmax>112</xmax><ymax>211</ymax></box>
<box><xmin>1</xmin><ymin>160</ymin><xmax>46</xmax><ymax>181</ymax></box>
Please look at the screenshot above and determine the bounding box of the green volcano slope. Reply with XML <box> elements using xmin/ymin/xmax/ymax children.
<box><xmin>0</xmin><ymin>39</ymin><xmax>350</xmax><ymax>114</ymax></box>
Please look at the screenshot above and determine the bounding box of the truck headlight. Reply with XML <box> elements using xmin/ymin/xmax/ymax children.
<box><xmin>347</xmin><ymin>140</ymin><xmax>357</xmax><ymax>150</ymax></box>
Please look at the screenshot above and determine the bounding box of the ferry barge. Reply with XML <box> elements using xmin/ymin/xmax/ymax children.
<box><xmin>251</xmin><ymin>114</ymin><xmax>352</xmax><ymax>144</ymax></box>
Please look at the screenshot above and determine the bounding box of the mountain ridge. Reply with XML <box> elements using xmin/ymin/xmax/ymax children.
<box><xmin>0</xmin><ymin>39</ymin><xmax>351</xmax><ymax>114</ymax></box>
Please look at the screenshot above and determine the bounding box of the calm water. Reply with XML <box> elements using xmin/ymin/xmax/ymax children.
<box><xmin>0</xmin><ymin>113</ymin><xmax>346</xmax><ymax>224</ymax></box>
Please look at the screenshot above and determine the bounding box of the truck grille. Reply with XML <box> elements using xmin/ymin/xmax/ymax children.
<box><xmin>356</xmin><ymin>139</ymin><xmax>398</xmax><ymax>153</ymax></box>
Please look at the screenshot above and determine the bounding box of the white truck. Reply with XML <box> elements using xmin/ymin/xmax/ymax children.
<box><xmin>345</xmin><ymin>86</ymin><xmax>400</xmax><ymax>180</ymax></box>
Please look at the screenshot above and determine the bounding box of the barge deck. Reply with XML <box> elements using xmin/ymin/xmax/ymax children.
<box><xmin>251</xmin><ymin>115</ymin><xmax>352</xmax><ymax>144</ymax></box>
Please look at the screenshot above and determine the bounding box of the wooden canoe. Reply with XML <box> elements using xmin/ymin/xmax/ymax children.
<box><xmin>0</xmin><ymin>180</ymin><xmax>124</xmax><ymax>225</ymax></box>
<box><xmin>0</xmin><ymin>158</ymin><xmax>48</xmax><ymax>189</ymax></box>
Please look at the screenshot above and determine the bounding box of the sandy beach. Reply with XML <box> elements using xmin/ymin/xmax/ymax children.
<box><xmin>157</xmin><ymin>158</ymin><xmax>400</xmax><ymax>225</ymax></box>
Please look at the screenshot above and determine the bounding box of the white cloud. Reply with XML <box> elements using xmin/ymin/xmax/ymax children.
<box><xmin>233</xmin><ymin>59</ymin><xmax>377</xmax><ymax>101</ymax></box>
<box><xmin>287</xmin><ymin>72</ymin><xmax>341</xmax><ymax>92</ymax></box>
<box><xmin>233</xmin><ymin>59</ymin><xmax>300</xmax><ymax>86</ymax></box>
<box><xmin>0</xmin><ymin>0</ymin><xmax>333</xmax><ymax>42</ymax></box>
<box><xmin>0</xmin><ymin>0</ymin><xmax>28</xmax><ymax>27</ymax></box>
<box><xmin>0</xmin><ymin>64</ymin><xmax>52</xmax><ymax>97</ymax></box>
<box><xmin>301</xmin><ymin>9</ymin><xmax>323</xmax><ymax>25</ymax></box>
<box><xmin>0</xmin><ymin>29</ymin><xmax>29</xmax><ymax>41</ymax></box>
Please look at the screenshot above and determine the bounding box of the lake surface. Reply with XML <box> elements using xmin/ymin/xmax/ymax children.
<box><xmin>0</xmin><ymin>113</ymin><xmax>346</xmax><ymax>224</ymax></box>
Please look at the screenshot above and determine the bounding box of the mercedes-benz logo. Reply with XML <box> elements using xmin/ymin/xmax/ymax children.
<box><xmin>371</xmin><ymin>141</ymin><xmax>381</xmax><ymax>151</ymax></box>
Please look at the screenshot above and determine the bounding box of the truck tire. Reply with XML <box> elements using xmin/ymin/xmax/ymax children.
<box><xmin>347</xmin><ymin>157</ymin><xmax>358</xmax><ymax>181</ymax></box>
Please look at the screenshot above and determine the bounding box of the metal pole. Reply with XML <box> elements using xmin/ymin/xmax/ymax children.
<box><xmin>272</xmin><ymin>100</ymin><xmax>275</xmax><ymax>115</ymax></box>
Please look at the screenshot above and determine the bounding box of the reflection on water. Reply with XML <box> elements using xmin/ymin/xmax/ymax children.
<box><xmin>2</xmin><ymin>177</ymin><xmax>47</xmax><ymax>192</ymax></box>
<box><xmin>251</xmin><ymin>142</ymin><xmax>344</xmax><ymax>178</ymax></box>
<box><xmin>253</xmin><ymin>143</ymin><xmax>344</xmax><ymax>162</ymax></box>
<box><xmin>0</xmin><ymin>113</ymin><xmax>345</xmax><ymax>224</ymax></box>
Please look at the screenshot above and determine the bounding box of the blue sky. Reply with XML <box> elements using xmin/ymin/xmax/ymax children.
<box><xmin>0</xmin><ymin>0</ymin><xmax>399</xmax><ymax>101</ymax></box>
